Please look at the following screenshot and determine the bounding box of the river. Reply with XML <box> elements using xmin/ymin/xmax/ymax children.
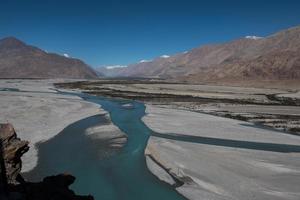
<box><xmin>24</xmin><ymin>92</ymin><xmax>186</xmax><ymax>200</ymax></box>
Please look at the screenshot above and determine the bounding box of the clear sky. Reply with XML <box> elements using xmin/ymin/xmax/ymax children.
<box><xmin>1</xmin><ymin>0</ymin><xmax>300</xmax><ymax>67</ymax></box>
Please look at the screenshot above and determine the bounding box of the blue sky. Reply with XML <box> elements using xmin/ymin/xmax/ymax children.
<box><xmin>1</xmin><ymin>0</ymin><xmax>300</xmax><ymax>67</ymax></box>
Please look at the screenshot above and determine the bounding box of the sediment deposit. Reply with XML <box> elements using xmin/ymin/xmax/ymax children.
<box><xmin>143</xmin><ymin>105</ymin><xmax>300</xmax><ymax>200</ymax></box>
<box><xmin>0</xmin><ymin>79</ymin><xmax>126</xmax><ymax>172</ymax></box>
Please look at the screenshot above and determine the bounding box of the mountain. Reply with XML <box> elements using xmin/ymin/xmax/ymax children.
<box><xmin>0</xmin><ymin>37</ymin><xmax>98</xmax><ymax>79</ymax></box>
<box><xmin>116</xmin><ymin>25</ymin><xmax>300</xmax><ymax>85</ymax></box>
<box><xmin>95</xmin><ymin>65</ymin><xmax>128</xmax><ymax>77</ymax></box>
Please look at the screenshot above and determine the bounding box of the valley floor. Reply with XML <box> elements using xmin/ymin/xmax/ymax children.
<box><xmin>56</xmin><ymin>79</ymin><xmax>300</xmax><ymax>200</ymax></box>
<box><xmin>57</xmin><ymin>79</ymin><xmax>300</xmax><ymax>135</ymax></box>
<box><xmin>4</xmin><ymin>78</ymin><xmax>300</xmax><ymax>200</ymax></box>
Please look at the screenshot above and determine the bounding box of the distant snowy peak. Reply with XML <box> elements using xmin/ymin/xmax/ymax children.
<box><xmin>63</xmin><ymin>53</ymin><xmax>70</xmax><ymax>58</ymax></box>
<box><xmin>140</xmin><ymin>59</ymin><xmax>151</xmax><ymax>63</ymax></box>
<box><xmin>160</xmin><ymin>55</ymin><xmax>170</xmax><ymax>58</ymax></box>
<box><xmin>105</xmin><ymin>65</ymin><xmax>127</xmax><ymax>69</ymax></box>
<box><xmin>245</xmin><ymin>35</ymin><xmax>263</xmax><ymax>40</ymax></box>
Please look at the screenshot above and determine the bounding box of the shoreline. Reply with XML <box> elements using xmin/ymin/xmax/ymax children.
<box><xmin>56</xmin><ymin>80</ymin><xmax>300</xmax><ymax>135</ymax></box>
<box><xmin>143</xmin><ymin>104</ymin><xmax>300</xmax><ymax>200</ymax></box>
<box><xmin>0</xmin><ymin>79</ymin><xmax>126</xmax><ymax>172</ymax></box>
<box><xmin>84</xmin><ymin>113</ymin><xmax>128</xmax><ymax>148</ymax></box>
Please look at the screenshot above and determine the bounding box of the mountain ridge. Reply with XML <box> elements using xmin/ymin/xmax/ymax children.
<box><xmin>107</xmin><ymin>25</ymin><xmax>300</xmax><ymax>86</ymax></box>
<box><xmin>0</xmin><ymin>37</ymin><xmax>98</xmax><ymax>79</ymax></box>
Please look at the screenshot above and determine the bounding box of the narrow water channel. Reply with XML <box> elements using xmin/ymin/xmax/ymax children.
<box><xmin>24</xmin><ymin>93</ymin><xmax>186</xmax><ymax>200</ymax></box>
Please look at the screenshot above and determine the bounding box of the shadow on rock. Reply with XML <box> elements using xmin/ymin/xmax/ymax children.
<box><xmin>0</xmin><ymin>123</ymin><xmax>94</xmax><ymax>200</ymax></box>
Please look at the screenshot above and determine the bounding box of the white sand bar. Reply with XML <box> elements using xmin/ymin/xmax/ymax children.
<box><xmin>0</xmin><ymin>79</ymin><xmax>104</xmax><ymax>172</ymax></box>
<box><xmin>143</xmin><ymin>105</ymin><xmax>300</xmax><ymax>200</ymax></box>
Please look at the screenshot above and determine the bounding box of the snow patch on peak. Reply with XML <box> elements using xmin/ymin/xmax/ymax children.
<box><xmin>245</xmin><ymin>35</ymin><xmax>263</xmax><ymax>40</ymax></box>
<box><xmin>160</xmin><ymin>55</ymin><xmax>170</xmax><ymax>58</ymax></box>
<box><xmin>105</xmin><ymin>65</ymin><xmax>127</xmax><ymax>69</ymax></box>
<box><xmin>63</xmin><ymin>53</ymin><xmax>70</xmax><ymax>58</ymax></box>
<box><xmin>140</xmin><ymin>59</ymin><xmax>151</xmax><ymax>63</ymax></box>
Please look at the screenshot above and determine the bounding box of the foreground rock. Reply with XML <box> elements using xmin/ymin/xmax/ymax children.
<box><xmin>0</xmin><ymin>123</ymin><xmax>94</xmax><ymax>200</ymax></box>
<box><xmin>143</xmin><ymin>105</ymin><xmax>300</xmax><ymax>200</ymax></box>
<box><xmin>0</xmin><ymin>124</ymin><xmax>29</xmax><ymax>187</ymax></box>
<box><xmin>10</xmin><ymin>174</ymin><xmax>94</xmax><ymax>200</ymax></box>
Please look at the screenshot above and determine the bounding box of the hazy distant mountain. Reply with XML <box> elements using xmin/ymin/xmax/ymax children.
<box><xmin>0</xmin><ymin>37</ymin><xmax>98</xmax><ymax>79</ymax></box>
<box><xmin>116</xmin><ymin>25</ymin><xmax>300</xmax><ymax>85</ymax></box>
<box><xmin>95</xmin><ymin>65</ymin><xmax>128</xmax><ymax>77</ymax></box>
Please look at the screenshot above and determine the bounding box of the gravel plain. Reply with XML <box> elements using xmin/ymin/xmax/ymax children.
<box><xmin>143</xmin><ymin>104</ymin><xmax>300</xmax><ymax>200</ymax></box>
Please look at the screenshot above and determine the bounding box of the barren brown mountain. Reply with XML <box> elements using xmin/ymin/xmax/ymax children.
<box><xmin>0</xmin><ymin>37</ymin><xmax>98</xmax><ymax>79</ymax></box>
<box><xmin>113</xmin><ymin>25</ymin><xmax>300</xmax><ymax>86</ymax></box>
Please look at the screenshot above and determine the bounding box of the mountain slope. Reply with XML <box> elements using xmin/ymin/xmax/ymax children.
<box><xmin>0</xmin><ymin>37</ymin><xmax>98</xmax><ymax>79</ymax></box>
<box><xmin>118</xmin><ymin>25</ymin><xmax>300</xmax><ymax>84</ymax></box>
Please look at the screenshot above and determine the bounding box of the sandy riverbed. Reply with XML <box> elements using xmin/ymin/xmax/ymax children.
<box><xmin>0</xmin><ymin>79</ymin><xmax>126</xmax><ymax>172</ymax></box>
<box><xmin>59</xmin><ymin>79</ymin><xmax>300</xmax><ymax>134</ymax></box>
<box><xmin>143</xmin><ymin>104</ymin><xmax>300</xmax><ymax>200</ymax></box>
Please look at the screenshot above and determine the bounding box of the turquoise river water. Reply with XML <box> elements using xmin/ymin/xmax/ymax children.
<box><xmin>24</xmin><ymin>93</ymin><xmax>186</xmax><ymax>200</ymax></box>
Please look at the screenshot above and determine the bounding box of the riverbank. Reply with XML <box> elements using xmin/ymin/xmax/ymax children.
<box><xmin>143</xmin><ymin>104</ymin><xmax>300</xmax><ymax>200</ymax></box>
<box><xmin>0</xmin><ymin>79</ymin><xmax>126</xmax><ymax>172</ymax></box>
<box><xmin>53</xmin><ymin>79</ymin><xmax>300</xmax><ymax>199</ymax></box>
<box><xmin>56</xmin><ymin>79</ymin><xmax>300</xmax><ymax>135</ymax></box>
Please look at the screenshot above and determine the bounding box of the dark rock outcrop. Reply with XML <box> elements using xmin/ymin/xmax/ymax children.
<box><xmin>0</xmin><ymin>124</ymin><xmax>29</xmax><ymax>186</ymax></box>
<box><xmin>10</xmin><ymin>174</ymin><xmax>94</xmax><ymax>200</ymax></box>
<box><xmin>0</xmin><ymin>123</ymin><xmax>94</xmax><ymax>200</ymax></box>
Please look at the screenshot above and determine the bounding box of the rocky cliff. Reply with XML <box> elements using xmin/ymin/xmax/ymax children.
<box><xmin>0</xmin><ymin>123</ymin><xmax>94</xmax><ymax>200</ymax></box>
<box><xmin>0</xmin><ymin>124</ymin><xmax>29</xmax><ymax>185</ymax></box>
